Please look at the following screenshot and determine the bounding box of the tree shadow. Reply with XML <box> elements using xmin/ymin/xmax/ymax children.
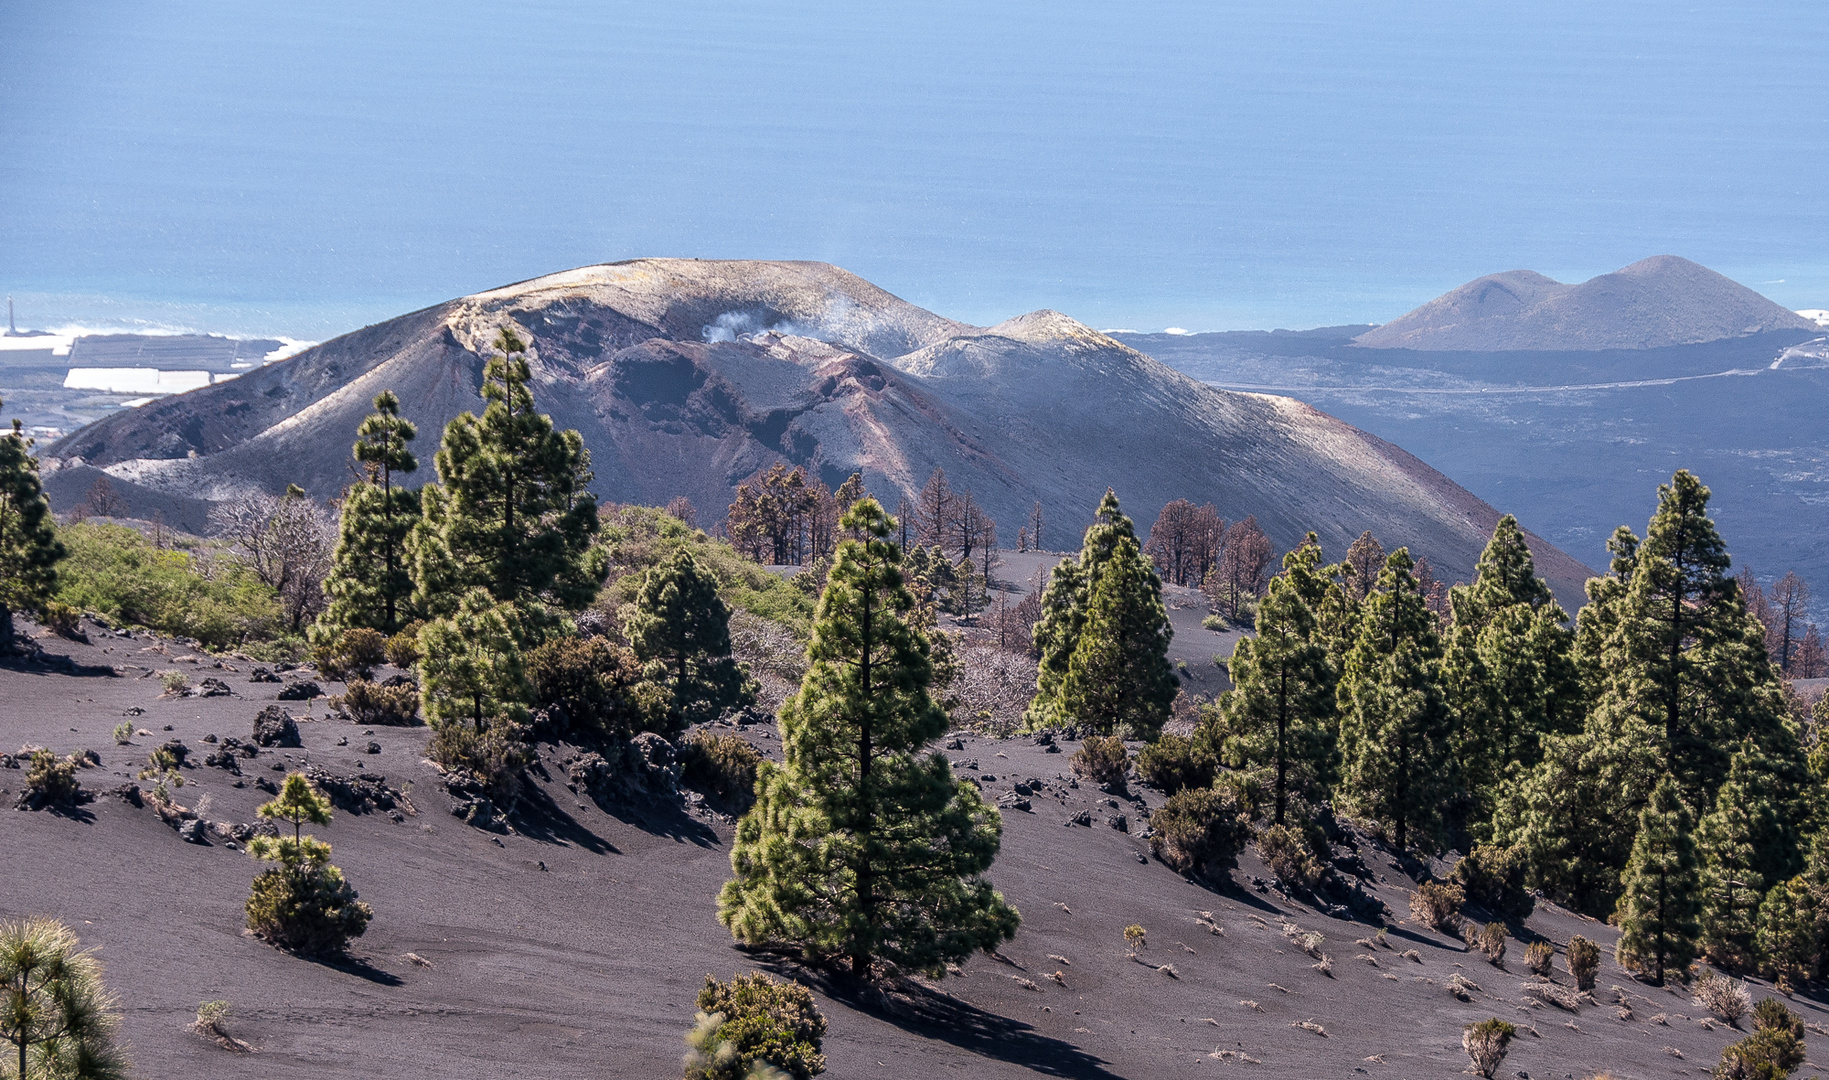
<box><xmin>587</xmin><ymin>790</ymin><xmax>719</xmax><ymax>848</ymax></box>
<box><xmin>509</xmin><ymin>781</ymin><xmax>619</xmax><ymax>855</ymax></box>
<box><xmin>0</xmin><ymin>650</ymin><xmax>119</xmax><ymax>678</ymax></box>
<box><xmin>310</xmin><ymin>952</ymin><xmax>405</xmax><ymax>986</ymax></box>
<box><xmin>779</xmin><ymin>963</ymin><xmax>1126</xmax><ymax>1080</ymax></box>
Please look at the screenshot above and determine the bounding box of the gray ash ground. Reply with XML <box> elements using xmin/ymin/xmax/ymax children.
<box><xmin>3</xmin><ymin>616</ymin><xmax>1823</xmax><ymax>1079</ymax></box>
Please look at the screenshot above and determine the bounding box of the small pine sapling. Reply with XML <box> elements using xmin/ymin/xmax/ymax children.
<box><xmin>245</xmin><ymin>773</ymin><xmax>372</xmax><ymax>955</ymax></box>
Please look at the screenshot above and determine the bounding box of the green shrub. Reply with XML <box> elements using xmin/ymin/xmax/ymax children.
<box><xmin>333</xmin><ymin>679</ymin><xmax>420</xmax><ymax>726</ymax></box>
<box><xmin>1070</xmin><ymin>735</ymin><xmax>1130</xmax><ymax>790</ymax></box>
<box><xmin>385</xmin><ymin>623</ymin><xmax>423</xmax><ymax>669</ymax></box>
<box><xmin>1410</xmin><ymin>881</ymin><xmax>1464</xmax><ymax>933</ymax></box>
<box><xmin>159</xmin><ymin>670</ymin><xmax>190</xmax><ymax>695</ymax></box>
<box><xmin>598</xmin><ymin>506</ymin><xmax>814</xmax><ymax>639</ymax></box>
<box><xmin>1149</xmin><ymin>787</ymin><xmax>1249</xmax><ymax>879</ymax></box>
<box><xmin>1212</xmin><ymin>768</ymin><xmax>1267</xmax><ymax>821</ymax></box>
<box><xmin>1715</xmin><ymin>998</ymin><xmax>1805</xmax><ymax>1079</ymax></box>
<box><xmin>245</xmin><ymin>865</ymin><xmax>371</xmax><ymax>955</ymax></box>
<box><xmin>1134</xmin><ymin>733</ymin><xmax>1215</xmax><ymax>794</ymax></box>
<box><xmin>40</xmin><ymin>600</ymin><xmax>83</xmax><ymax>639</ymax></box>
<box><xmin>1566</xmin><ymin>934</ymin><xmax>1600</xmax><ymax>991</ymax></box>
<box><xmin>681</xmin><ymin>732</ymin><xmax>763</xmax><ymax>813</ymax></box>
<box><xmin>18</xmin><ymin>750</ymin><xmax>82</xmax><ymax>810</ymax></box>
<box><xmin>1525</xmin><ymin>940</ymin><xmax>1553</xmax><ymax>976</ymax></box>
<box><xmin>313</xmin><ymin>628</ymin><xmax>388</xmax><ymax>681</ymax></box>
<box><xmin>53</xmin><ymin>522</ymin><xmax>286</xmax><ymax>649</ymax></box>
<box><xmin>1201</xmin><ymin>613</ymin><xmax>1227</xmax><ymax>631</ymax></box>
<box><xmin>685</xmin><ymin>972</ymin><xmax>827</xmax><ymax>1080</ymax></box>
<box><xmin>1461</xmin><ymin>1018</ymin><xmax>1515</xmax><ymax>1078</ymax></box>
<box><xmin>526</xmin><ymin>634</ymin><xmax>651</xmax><ymax>741</ymax></box>
<box><xmin>1451</xmin><ymin>843</ymin><xmax>1535</xmax><ymax>920</ymax></box>
<box><xmin>1258</xmin><ymin>823</ymin><xmax>1325</xmax><ymax>891</ymax></box>
<box><xmin>428</xmin><ymin>724</ymin><xmax>533</xmax><ymax>810</ymax></box>
<box><xmin>111</xmin><ymin>721</ymin><xmax>134</xmax><ymax>745</ymax></box>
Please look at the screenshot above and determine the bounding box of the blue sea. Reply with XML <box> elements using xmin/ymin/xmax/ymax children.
<box><xmin>3</xmin><ymin>1</ymin><xmax>1826</xmax><ymax>341</ymax></box>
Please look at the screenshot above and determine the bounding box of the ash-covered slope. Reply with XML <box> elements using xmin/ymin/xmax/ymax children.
<box><xmin>47</xmin><ymin>259</ymin><xmax>1589</xmax><ymax>596</ymax></box>
<box><xmin>1355</xmin><ymin>255</ymin><xmax>1816</xmax><ymax>351</ymax></box>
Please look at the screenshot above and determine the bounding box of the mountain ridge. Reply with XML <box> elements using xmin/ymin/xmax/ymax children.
<box><xmin>45</xmin><ymin>258</ymin><xmax>1593</xmax><ymax>602</ymax></box>
<box><xmin>1354</xmin><ymin>255</ymin><xmax>1816</xmax><ymax>351</ymax></box>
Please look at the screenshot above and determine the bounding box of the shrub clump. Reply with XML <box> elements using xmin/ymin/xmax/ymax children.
<box><xmin>527</xmin><ymin>634</ymin><xmax>653</xmax><ymax>742</ymax></box>
<box><xmin>384</xmin><ymin>624</ymin><xmax>423</xmax><ymax>669</ymax></box>
<box><xmin>1462</xmin><ymin>1017</ymin><xmax>1515</xmax><ymax>1079</ymax></box>
<box><xmin>1525</xmin><ymin>940</ymin><xmax>1553</xmax><ymax>977</ymax></box>
<box><xmin>680</xmin><ymin>732</ymin><xmax>763</xmax><ymax>813</ymax></box>
<box><xmin>1692</xmin><ymin>970</ymin><xmax>1752</xmax><ymax>1025</ymax></box>
<box><xmin>429</xmin><ymin>724</ymin><xmax>534</xmax><ymax>812</ymax></box>
<box><xmin>1566</xmin><ymin>934</ymin><xmax>1601</xmax><ymax>991</ymax></box>
<box><xmin>312</xmin><ymin>627</ymin><xmax>388</xmax><ymax>681</ymax></box>
<box><xmin>1451</xmin><ymin>843</ymin><xmax>1534</xmax><ymax>920</ymax></box>
<box><xmin>1716</xmin><ymin>997</ymin><xmax>1805</xmax><ymax>1079</ymax></box>
<box><xmin>1070</xmin><ymin>735</ymin><xmax>1130</xmax><ymax>791</ymax></box>
<box><xmin>1410</xmin><ymin>881</ymin><xmax>1464</xmax><ymax>934</ymax></box>
<box><xmin>332</xmin><ymin>679</ymin><xmax>421</xmax><ymax>726</ymax></box>
<box><xmin>1134</xmin><ymin>733</ymin><xmax>1214</xmax><ymax>795</ymax></box>
<box><xmin>17</xmin><ymin>749</ymin><xmax>83</xmax><ymax>810</ymax></box>
<box><xmin>1149</xmin><ymin>787</ymin><xmax>1248</xmax><ymax>880</ymax></box>
<box><xmin>1258</xmin><ymin>823</ymin><xmax>1326</xmax><ymax>892</ymax></box>
<box><xmin>684</xmin><ymin>972</ymin><xmax>827</xmax><ymax>1080</ymax></box>
<box><xmin>1476</xmin><ymin>922</ymin><xmax>1507</xmax><ymax>968</ymax></box>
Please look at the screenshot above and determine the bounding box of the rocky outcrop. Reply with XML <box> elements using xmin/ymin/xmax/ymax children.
<box><xmin>251</xmin><ymin>706</ymin><xmax>302</xmax><ymax>748</ymax></box>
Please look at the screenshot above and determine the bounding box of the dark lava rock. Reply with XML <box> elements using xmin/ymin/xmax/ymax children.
<box><xmin>1045</xmin><ymin>744</ymin><xmax>1061</xmax><ymax>753</ymax></box>
<box><xmin>248</xmin><ymin>667</ymin><xmax>282</xmax><ymax>684</ymax></box>
<box><xmin>109</xmin><ymin>783</ymin><xmax>144</xmax><ymax>807</ymax></box>
<box><xmin>176</xmin><ymin>819</ymin><xmax>209</xmax><ymax>844</ymax></box>
<box><xmin>364</xmin><ymin>741</ymin><xmax>381</xmax><ymax>754</ymax></box>
<box><xmin>251</xmin><ymin>706</ymin><xmax>302</xmax><ymax>748</ymax></box>
<box><xmin>190</xmin><ymin>677</ymin><xmax>232</xmax><ymax>698</ymax></box>
<box><xmin>255</xmin><ymin>775</ymin><xmax>279</xmax><ymax>795</ymax></box>
<box><xmin>1000</xmin><ymin>796</ymin><xmax>1033</xmax><ymax>813</ymax></box>
<box><xmin>944</xmin><ymin>738</ymin><xmax>965</xmax><ymax>751</ymax></box>
<box><xmin>276</xmin><ymin>681</ymin><xmax>321</xmax><ymax>701</ymax></box>
<box><xmin>306</xmin><ymin>766</ymin><xmax>409</xmax><ymax>814</ymax></box>
<box><xmin>157</xmin><ymin>739</ymin><xmax>192</xmax><ymax>767</ymax></box>
<box><xmin>380</xmin><ymin>673</ymin><xmax>417</xmax><ymax>689</ymax></box>
<box><xmin>1068</xmin><ymin>809</ymin><xmax>1092</xmax><ymax>827</ymax></box>
<box><xmin>566</xmin><ymin>734</ymin><xmax>682</xmax><ymax>807</ymax></box>
<box><xmin>1013</xmin><ymin>782</ymin><xmax>1033</xmax><ymax>796</ymax></box>
<box><xmin>203</xmin><ymin>746</ymin><xmax>243</xmax><ymax>775</ymax></box>
<box><xmin>1107</xmin><ymin>814</ymin><xmax>1129</xmax><ymax>833</ymax></box>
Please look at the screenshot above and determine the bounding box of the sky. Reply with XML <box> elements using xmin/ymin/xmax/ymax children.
<box><xmin>3</xmin><ymin>1</ymin><xmax>1826</xmax><ymax>340</ymax></box>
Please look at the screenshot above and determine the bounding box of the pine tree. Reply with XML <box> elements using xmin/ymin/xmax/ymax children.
<box><xmin>1698</xmin><ymin>743</ymin><xmax>1780</xmax><ymax>970</ymax></box>
<box><xmin>0</xmin><ymin>918</ymin><xmax>128</xmax><ymax>1080</ymax></box>
<box><xmin>245</xmin><ymin>773</ymin><xmax>371</xmax><ymax>954</ymax></box>
<box><xmin>419</xmin><ymin>590</ymin><xmax>539</xmax><ymax>734</ymax></box>
<box><xmin>412</xmin><ymin>328</ymin><xmax>606</xmax><ymax>618</ymax></box>
<box><xmin>1338</xmin><ymin>548</ymin><xmax>1456</xmax><ymax>853</ymax></box>
<box><xmin>1026</xmin><ymin>490</ymin><xmax>1174</xmax><ymax>733</ymax></box>
<box><xmin>627</xmin><ymin>548</ymin><xmax>756</xmax><ymax>733</ymax></box>
<box><xmin>719</xmin><ymin>498</ymin><xmax>1019</xmax><ymax>977</ymax></box>
<box><xmin>1057</xmin><ymin>533</ymin><xmax>1178</xmax><ymax>739</ymax></box>
<box><xmin>322</xmin><ymin>390</ymin><xmax>421</xmax><ymax>635</ymax></box>
<box><xmin>1443</xmin><ymin>515</ymin><xmax>1579</xmax><ymax>823</ymax></box>
<box><xmin>0</xmin><ymin>398</ymin><xmax>64</xmax><ymax>650</ymax></box>
<box><xmin>1219</xmin><ymin>534</ymin><xmax>1338</xmax><ymax>824</ymax></box>
<box><xmin>1616</xmin><ymin>775</ymin><xmax>1703</xmax><ymax>984</ymax></box>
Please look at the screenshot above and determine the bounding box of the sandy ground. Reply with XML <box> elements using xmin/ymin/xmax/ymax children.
<box><xmin>4</xmin><ymin>617</ymin><xmax>1825</xmax><ymax>1080</ymax></box>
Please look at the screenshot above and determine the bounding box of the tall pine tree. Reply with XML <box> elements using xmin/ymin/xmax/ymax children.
<box><xmin>627</xmin><ymin>548</ymin><xmax>756</xmax><ymax>733</ymax></box>
<box><xmin>1338</xmin><ymin>548</ymin><xmax>1456</xmax><ymax>853</ymax></box>
<box><xmin>1698</xmin><ymin>742</ymin><xmax>1781</xmax><ymax>970</ymax></box>
<box><xmin>0</xmin><ymin>399</ymin><xmax>63</xmax><ymax>651</ymax></box>
<box><xmin>321</xmin><ymin>391</ymin><xmax>421</xmax><ymax>635</ymax></box>
<box><xmin>1218</xmin><ymin>534</ymin><xmax>1338</xmax><ymax>824</ymax></box>
<box><xmin>1616</xmin><ymin>775</ymin><xmax>1702</xmax><ymax>984</ymax></box>
<box><xmin>1026</xmin><ymin>490</ymin><xmax>1175</xmax><ymax>734</ymax></box>
<box><xmin>1443</xmin><ymin>515</ymin><xmax>1579</xmax><ymax>824</ymax></box>
<box><xmin>719</xmin><ymin>499</ymin><xmax>1019</xmax><ymax>978</ymax></box>
<box><xmin>412</xmin><ymin>328</ymin><xmax>607</xmax><ymax>618</ymax></box>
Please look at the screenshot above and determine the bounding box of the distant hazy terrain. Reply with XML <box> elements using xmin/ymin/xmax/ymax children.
<box><xmin>1119</xmin><ymin>324</ymin><xmax>1829</xmax><ymax>606</ymax></box>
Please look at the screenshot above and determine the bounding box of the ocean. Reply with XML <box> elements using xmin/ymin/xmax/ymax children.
<box><xmin>2</xmin><ymin>0</ymin><xmax>1826</xmax><ymax>341</ymax></box>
